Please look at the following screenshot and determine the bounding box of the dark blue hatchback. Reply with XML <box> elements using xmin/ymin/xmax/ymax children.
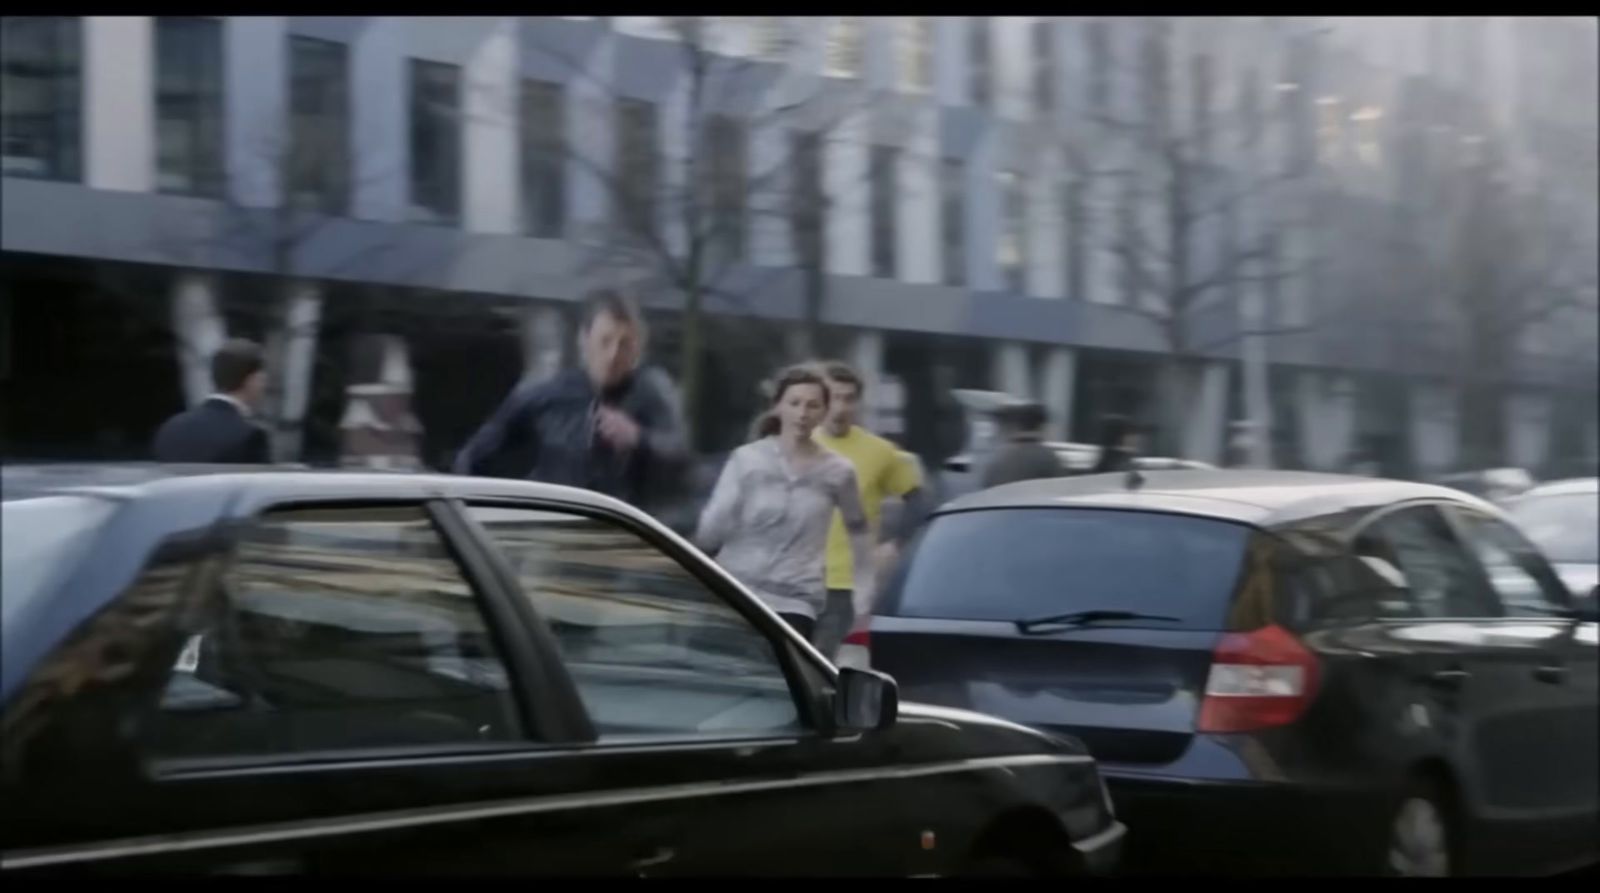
<box><xmin>863</xmin><ymin>471</ymin><xmax>1599</xmax><ymax>877</ymax></box>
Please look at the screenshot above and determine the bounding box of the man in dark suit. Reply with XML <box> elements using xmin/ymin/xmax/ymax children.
<box><xmin>152</xmin><ymin>338</ymin><xmax>272</xmax><ymax>464</ymax></box>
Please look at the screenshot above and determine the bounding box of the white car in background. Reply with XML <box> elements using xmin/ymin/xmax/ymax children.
<box><xmin>1504</xmin><ymin>477</ymin><xmax>1599</xmax><ymax>605</ymax></box>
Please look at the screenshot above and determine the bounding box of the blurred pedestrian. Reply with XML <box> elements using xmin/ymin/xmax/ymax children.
<box><xmin>812</xmin><ymin>361</ymin><xmax>927</xmax><ymax>659</ymax></box>
<box><xmin>1092</xmin><ymin>413</ymin><xmax>1141</xmax><ymax>474</ymax></box>
<box><xmin>152</xmin><ymin>338</ymin><xmax>271</xmax><ymax>464</ymax></box>
<box><xmin>453</xmin><ymin>289</ymin><xmax>687</xmax><ymax>508</ymax></box>
<box><xmin>980</xmin><ymin>402</ymin><xmax>1066</xmax><ymax>488</ymax></box>
<box><xmin>696</xmin><ymin>365</ymin><xmax>874</xmax><ymax>641</ymax></box>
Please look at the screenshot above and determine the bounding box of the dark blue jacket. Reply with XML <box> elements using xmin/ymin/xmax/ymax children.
<box><xmin>152</xmin><ymin>398</ymin><xmax>270</xmax><ymax>464</ymax></box>
<box><xmin>452</xmin><ymin>366</ymin><xmax>688</xmax><ymax>507</ymax></box>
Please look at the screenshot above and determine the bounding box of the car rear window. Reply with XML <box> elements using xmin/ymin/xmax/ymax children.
<box><xmin>1</xmin><ymin>496</ymin><xmax>119</xmax><ymax>628</ymax></box>
<box><xmin>884</xmin><ymin>508</ymin><xmax>1251</xmax><ymax>629</ymax></box>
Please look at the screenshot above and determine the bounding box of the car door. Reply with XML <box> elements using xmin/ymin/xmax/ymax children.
<box><xmin>455</xmin><ymin>499</ymin><xmax>921</xmax><ymax>877</ymax></box>
<box><xmin>1348</xmin><ymin>504</ymin><xmax>1522</xmax><ymax>847</ymax></box>
<box><xmin>1441</xmin><ymin>504</ymin><xmax>1600</xmax><ymax>871</ymax></box>
<box><xmin>5</xmin><ymin>497</ymin><xmax>650</xmax><ymax>876</ymax></box>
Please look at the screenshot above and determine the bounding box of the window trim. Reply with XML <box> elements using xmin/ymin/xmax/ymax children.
<box><xmin>451</xmin><ymin>497</ymin><xmax>838</xmax><ymax>742</ymax></box>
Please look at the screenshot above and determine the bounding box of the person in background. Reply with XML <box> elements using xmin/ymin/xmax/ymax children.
<box><xmin>453</xmin><ymin>289</ymin><xmax>687</xmax><ymax>509</ymax></box>
<box><xmin>1091</xmin><ymin>413</ymin><xmax>1141</xmax><ymax>474</ymax></box>
<box><xmin>980</xmin><ymin>402</ymin><xmax>1066</xmax><ymax>488</ymax></box>
<box><xmin>813</xmin><ymin>361</ymin><xmax>925</xmax><ymax>659</ymax></box>
<box><xmin>152</xmin><ymin>338</ymin><xmax>271</xmax><ymax>464</ymax></box>
<box><xmin>696</xmin><ymin>365</ymin><xmax>874</xmax><ymax>642</ymax></box>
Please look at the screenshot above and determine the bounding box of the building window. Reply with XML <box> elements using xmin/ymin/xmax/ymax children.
<box><xmin>870</xmin><ymin>145</ymin><xmax>898</xmax><ymax>279</ymax></box>
<box><xmin>0</xmin><ymin>16</ymin><xmax>81</xmax><ymax>182</ymax></box>
<box><xmin>1283</xmin><ymin>33</ymin><xmax>1316</xmax><ymax>176</ymax></box>
<box><xmin>409</xmin><ymin>59</ymin><xmax>462</xmax><ymax>225</ymax></box>
<box><xmin>1063</xmin><ymin>180</ymin><xmax>1087</xmax><ymax>302</ymax></box>
<box><xmin>287</xmin><ymin>36</ymin><xmax>349</xmax><ymax>214</ymax></box>
<box><xmin>941</xmin><ymin>158</ymin><xmax>966</xmax><ymax>286</ymax></box>
<box><xmin>968</xmin><ymin>19</ymin><xmax>992</xmax><ymax>108</ymax></box>
<box><xmin>900</xmin><ymin>17</ymin><xmax>934</xmax><ymax>93</ymax></box>
<box><xmin>754</xmin><ymin>17</ymin><xmax>791</xmax><ymax>61</ymax></box>
<box><xmin>1086</xmin><ymin>20</ymin><xmax>1110</xmax><ymax>116</ymax></box>
<box><xmin>1139</xmin><ymin>24</ymin><xmax>1171</xmax><ymax>138</ymax></box>
<box><xmin>1240</xmin><ymin>68</ymin><xmax>1263</xmax><ymax>151</ymax></box>
<box><xmin>703</xmin><ymin>114</ymin><xmax>746</xmax><ymax>263</ymax></box>
<box><xmin>615</xmin><ymin>98</ymin><xmax>659</xmax><ymax>238</ymax></box>
<box><xmin>791</xmin><ymin>131</ymin><xmax>824</xmax><ymax>268</ymax></box>
<box><xmin>1032</xmin><ymin>20</ymin><xmax>1056</xmax><ymax>117</ymax></box>
<box><xmin>521</xmin><ymin>79</ymin><xmax>565</xmax><ymax>238</ymax></box>
<box><xmin>1191</xmin><ymin>53</ymin><xmax>1214</xmax><ymax>162</ymax></box>
<box><xmin>826</xmin><ymin>17</ymin><xmax>863</xmax><ymax>79</ymax></box>
<box><xmin>998</xmin><ymin>170</ymin><xmax>1027</xmax><ymax>293</ymax></box>
<box><xmin>155</xmin><ymin>16</ymin><xmax>225</xmax><ymax>198</ymax></box>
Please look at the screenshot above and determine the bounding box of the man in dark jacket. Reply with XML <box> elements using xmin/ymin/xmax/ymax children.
<box><xmin>980</xmin><ymin>402</ymin><xmax>1065</xmax><ymax>488</ymax></box>
<box><xmin>1091</xmin><ymin>413</ymin><xmax>1141</xmax><ymax>474</ymax></box>
<box><xmin>152</xmin><ymin>338</ymin><xmax>272</xmax><ymax>464</ymax></box>
<box><xmin>453</xmin><ymin>289</ymin><xmax>688</xmax><ymax>508</ymax></box>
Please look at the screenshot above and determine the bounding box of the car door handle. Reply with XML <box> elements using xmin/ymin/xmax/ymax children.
<box><xmin>630</xmin><ymin>846</ymin><xmax>676</xmax><ymax>872</ymax></box>
<box><xmin>1533</xmin><ymin>664</ymin><xmax>1568</xmax><ymax>684</ymax></box>
<box><xmin>1428</xmin><ymin>669</ymin><xmax>1471</xmax><ymax>688</ymax></box>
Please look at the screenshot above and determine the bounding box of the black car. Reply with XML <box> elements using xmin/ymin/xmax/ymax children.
<box><xmin>0</xmin><ymin>464</ymin><xmax>1122</xmax><ymax>877</ymax></box>
<box><xmin>862</xmin><ymin>470</ymin><xmax>1598</xmax><ymax>877</ymax></box>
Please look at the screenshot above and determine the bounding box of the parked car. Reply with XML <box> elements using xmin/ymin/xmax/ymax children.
<box><xmin>938</xmin><ymin>390</ymin><xmax>1212</xmax><ymax>500</ymax></box>
<box><xmin>861</xmin><ymin>470</ymin><xmax>1599</xmax><ymax>876</ymax></box>
<box><xmin>1436</xmin><ymin>468</ymin><xmax>1538</xmax><ymax>505</ymax></box>
<box><xmin>1504</xmin><ymin>478</ymin><xmax>1599</xmax><ymax>604</ymax></box>
<box><xmin>0</xmin><ymin>464</ymin><xmax>1122</xmax><ymax>877</ymax></box>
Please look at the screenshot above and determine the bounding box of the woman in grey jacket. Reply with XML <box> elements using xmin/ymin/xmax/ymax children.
<box><xmin>695</xmin><ymin>366</ymin><xmax>875</xmax><ymax>642</ymax></box>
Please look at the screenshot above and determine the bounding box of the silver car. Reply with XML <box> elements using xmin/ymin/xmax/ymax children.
<box><xmin>1504</xmin><ymin>477</ymin><xmax>1600</xmax><ymax>605</ymax></box>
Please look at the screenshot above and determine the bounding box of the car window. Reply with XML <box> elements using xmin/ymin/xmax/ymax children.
<box><xmin>1447</xmin><ymin>507</ymin><xmax>1570</xmax><ymax>616</ymax></box>
<box><xmin>145</xmin><ymin>504</ymin><xmax>525</xmax><ymax>762</ymax></box>
<box><xmin>883</xmin><ymin>508</ymin><xmax>1251</xmax><ymax>630</ymax></box>
<box><xmin>466</xmin><ymin>505</ymin><xmax>803</xmax><ymax>743</ymax></box>
<box><xmin>1507</xmin><ymin>492</ymin><xmax>1599</xmax><ymax>564</ymax></box>
<box><xmin>1352</xmin><ymin>505</ymin><xmax>1501</xmax><ymax>619</ymax></box>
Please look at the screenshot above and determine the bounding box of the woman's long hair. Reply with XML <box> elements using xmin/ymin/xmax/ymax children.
<box><xmin>750</xmin><ymin>364</ymin><xmax>830</xmax><ymax>441</ymax></box>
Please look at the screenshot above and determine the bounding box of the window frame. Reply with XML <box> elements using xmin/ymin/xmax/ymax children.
<box><xmin>0</xmin><ymin>15</ymin><xmax>83</xmax><ymax>182</ymax></box>
<box><xmin>449</xmin><ymin>497</ymin><xmax>838</xmax><ymax>743</ymax></box>
<box><xmin>408</xmin><ymin>58</ymin><xmax>463</xmax><ymax>226</ymax></box>
<box><xmin>154</xmin><ymin>15</ymin><xmax>226</xmax><ymax>198</ymax></box>
<box><xmin>520</xmin><ymin>78</ymin><xmax>567</xmax><ymax>239</ymax></box>
<box><xmin>287</xmin><ymin>34</ymin><xmax>351</xmax><ymax>215</ymax></box>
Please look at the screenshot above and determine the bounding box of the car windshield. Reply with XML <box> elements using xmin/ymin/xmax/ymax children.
<box><xmin>884</xmin><ymin>508</ymin><xmax>1251</xmax><ymax>630</ymax></box>
<box><xmin>1508</xmin><ymin>493</ymin><xmax>1599</xmax><ymax>564</ymax></box>
<box><xmin>1</xmin><ymin>496</ymin><xmax>120</xmax><ymax>628</ymax></box>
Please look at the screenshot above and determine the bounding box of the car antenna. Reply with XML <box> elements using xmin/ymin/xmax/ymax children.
<box><xmin>1125</xmin><ymin>467</ymin><xmax>1145</xmax><ymax>491</ymax></box>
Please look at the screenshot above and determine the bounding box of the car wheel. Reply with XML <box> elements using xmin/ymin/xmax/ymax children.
<box><xmin>1384</xmin><ymin>785</ymin><xmax>1454</xmax><ymax>877</ymax></box>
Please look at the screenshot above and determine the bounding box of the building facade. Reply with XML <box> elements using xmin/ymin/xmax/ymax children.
<box><xmin>1</xmin><ymin>16</ymin><xmax>1595</xmax><ymax>475</ymax></box>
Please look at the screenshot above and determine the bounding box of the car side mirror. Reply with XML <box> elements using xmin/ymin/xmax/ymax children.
<box><xmin>833</xmin><ymin>667</ymin><xmax>898</xmax><ymax>734</ymax></box>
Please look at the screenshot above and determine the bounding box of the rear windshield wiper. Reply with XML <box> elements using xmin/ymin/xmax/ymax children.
<box><xmin>1014</xmin><ymin>610</ymin><xmax>1181</xmax><ymax>634</ymax></box>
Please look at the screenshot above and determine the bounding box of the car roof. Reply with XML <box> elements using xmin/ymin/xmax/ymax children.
<box><xmin>0</xmin><ymin>462</ymin><xmax>635</xmax><ymax>514</ymax></box>
<box><xmin>937</xmin><ymin>469</ymin><xmax>1494</xmax><ymax>528</ymax></box>
<box><xmin>1515</xmin><ymin>477</ymin><xmax>1599</xmax><ymax>499</ymax></box>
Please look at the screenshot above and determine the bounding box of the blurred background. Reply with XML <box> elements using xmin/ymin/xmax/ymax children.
<box><xmin>1</xmin><ymin>16</ymin><xmax>1595</xmax><ymax>484</ymax></box>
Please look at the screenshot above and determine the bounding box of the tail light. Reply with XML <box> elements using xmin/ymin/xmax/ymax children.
<box><xmin>1196</xmin><ymin>624</ymin><xmax>1320</xmax><ymax>733</ymax></box>
<box><xmin>836</xmin><ymin>626</ymin><xmax>872</xmax><ymax>669</ymax></box>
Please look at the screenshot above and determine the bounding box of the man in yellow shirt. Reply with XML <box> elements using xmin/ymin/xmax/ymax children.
<box><xmin>812</xmin><ymin>361</ymin><xmax>926</xmax><ymax>659</ymax></box>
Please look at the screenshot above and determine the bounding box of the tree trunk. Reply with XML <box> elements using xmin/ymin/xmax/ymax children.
<box><xmin>678</xmin><ymin>283</ymin><xmax>703</xmax><ymax>452</ymax></box>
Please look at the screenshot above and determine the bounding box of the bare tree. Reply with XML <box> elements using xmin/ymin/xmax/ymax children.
<box><xmin>1400</xmin><ymin>135</ymin><xmax>1599</xmax><ymax>468</ymax></box>
<box><xmin>525</xmin><ymin>17</ymin><xmax>889</xmax><ymax>444</ymax></box>
<box><xmin>1063</xmin><ymin>19</ymin><xmax>1324</xmax><ymax>456</ymax></box>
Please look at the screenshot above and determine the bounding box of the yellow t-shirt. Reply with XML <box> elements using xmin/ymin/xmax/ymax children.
<box><xmin>815</xmin><ymin>426</ymin><xmax>922</xmax><ymax>591</ymax></box>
